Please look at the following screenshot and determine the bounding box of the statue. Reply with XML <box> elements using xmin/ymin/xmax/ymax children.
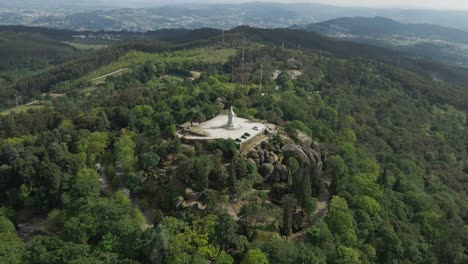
<box><xmin>225</xmin><ymin>106</ymin><xmax>236</xmax><ymax>129</ymax></box>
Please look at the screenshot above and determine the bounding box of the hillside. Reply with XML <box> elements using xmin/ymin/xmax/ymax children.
<box><xmin>295</xmin><ymin>17</ymin><xmax>468</xmax><ymax>67</ymax></box>
<box><xmin>3</xmin><ymin>26</ymin><xmax>468</xmax><ymax>111</ymax></box>
<box><xmin>0</xmin><ymin>30</ymin><xmax>79</xmax><ymax>70</ymax></box>
<box><xmin>0</xmin><ymin>26</ymin><xmax>466</xmax><ymax>264</ymax></box>
<box><xmin>0</xmin><ymin>27</ymin><xmax>95</xmax><ymax>107</ymax></box>
<box><xmin>301</xmin><ymin>17</ymin><xmax>468</xmax><ymax>44</ymax></box>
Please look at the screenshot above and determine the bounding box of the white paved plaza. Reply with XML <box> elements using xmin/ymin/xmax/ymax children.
<box><xmin>178</xmin><ymin>114</ymin><xmax>273</xmax><ymax>142</ymax></box>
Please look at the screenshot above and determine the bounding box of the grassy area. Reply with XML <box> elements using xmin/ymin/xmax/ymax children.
<box><xmin>0</xmin><ymin>103</ymin><xmax>48</xmax><ymax>116</ymax></box>
<box><xmin>83</xmin><ymin>47</ymin><xmax>236</xmax><ymax>80</ymax></box>
<box><xmin>64</xmin><ymin>42</ymin><xmax>106</xmax><ymax>50</ymax></box>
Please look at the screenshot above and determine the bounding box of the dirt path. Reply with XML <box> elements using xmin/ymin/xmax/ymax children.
<box><xmin>97</xmin><ymin>164</ymin><xmax>113</xmax><ymax>196</ymax></box>
<box><xmin>91</xmin><ymin>68</ymin><xmax>129</xmax><ymax>82</ymax></box>
<box><xmin>224</xmin><ymin>201</ymin><xmax>242</xmax><ymax>221</ymax></box>
<box><xmin>25</xmin><ymin>100</ymin><xmax>39</xmax><ymax>106</ymax></box>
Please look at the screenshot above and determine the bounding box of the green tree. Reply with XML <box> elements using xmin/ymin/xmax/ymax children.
<box><xmin>76</xmin><ymin>131</ymin><xmax>109</xmax><ymax>166</ymax></box>
<box><xmin>215</xmin><ymin>210</ymin><xmax>239</xmax><ymax>250</ymax></box>
<box><xmin>255</xmin><ymin>239</ymin><xmax>298</xmax><ymax>264</ymax></box>
<box><xmin>208</xmin><ymin>139</ymin><xmax>238</xmax><ymax>160</ymax></box>
<box><xmin>281</xmin><ymin>194</ymin><xmax>297</xmax><ymax>236</ymax></box>
<box><xmin>327</xmin><ymin>196</ymin><xmax>357</xmax><ymax>246</ymax></box>
<box><xmin>326</xmin><ymin>155</ymin><xmax>347</xmax><ymax>177</ymax></box>
<box><xmin>286</xmin><ymin>157</ymin><xmax>300</xmax><ymax>176</ymax></box>
<box><xmin>241</xmin><ymin>249</ymin><xmax>269</xmax><ymax>264</ymax></box>
<box><xmin>0</xmin><ymin>216</ymin><xmax>15</xmax><ymax>232</ymax></box>
<box><xmin>200</xmin><ymin>189</ymin><xmax>223</xmax><ymax>210</ymax></box>
<box><xmin>350</xmin><ymin>195</ymin><xmax>381</xmax><ymax>216</ymax></box>
<box><xmin>115</xmin><ymin>132</ymin><xmax>137</xmax><ymax>173</ymax></box>
<box><xmin>72</xmin><ymin>168</ymin><xmax>100</xmax><ymax>199</ymax></box>
<box><xmin>141</xmin><ymin>152</ymin><xmax>160</xmax><ymax>171</ymax></box>
<box><xmin>307</xmin><ymin>220</ymin><xmax>336</xmax><ymax>258</ymax></box>
<box><xmin>192</xmin><ymin>155</ymin><xmax>213</xmax><ymax>191</ymax></box>
<box><xmin>334</xmin><ymin>246</ymin><xmax>360</xmax><ymax>264</ymax></box>
<box><xmin>0</xmin><ymin>232</ymin><xmax>25</xmax><ymax>264</ymax></box>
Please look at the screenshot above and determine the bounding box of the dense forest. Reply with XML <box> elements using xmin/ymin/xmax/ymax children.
<box><xmin>0</xmin><ymin>27</ymin><xmax>467</xmax><ymax>264</ymax></box>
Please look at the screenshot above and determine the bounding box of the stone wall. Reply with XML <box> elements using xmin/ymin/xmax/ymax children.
<box><xmin>240</xmin><ymin>130</ymin><xmax>268</xmax><ymax>153</ymax></box>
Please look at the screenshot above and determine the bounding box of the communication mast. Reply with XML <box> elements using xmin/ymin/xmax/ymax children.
<box><xmin>260</xmin><ymin>63</ymin><xmax>263</xmax><ymax>91</ymax></box>
<box><xmin>241</xmin><ymin>47</ymin><xmax>245</xmax><ymax>88</ymax></box>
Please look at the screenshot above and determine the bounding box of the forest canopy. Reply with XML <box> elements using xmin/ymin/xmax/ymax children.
<box><xmin>0</xmin><ymin>27</ymin><xmax>466</xmax><ymax>264</ymax></box>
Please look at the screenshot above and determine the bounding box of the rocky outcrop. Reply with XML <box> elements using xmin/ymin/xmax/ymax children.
<box><xmin>248</xmin><ymin>142</ymin><xmax>290</xmax><ymax>183</ymax></box>
<box><xmin>246</xmin><ymin>135</ymin><xmax>323</xmax><ymax>186</ymax></box>
<box><xmin>275</xmin><ymin>164</ymin><xmax>290</xmax><ymax>181</ymax></box>
<box><xmin>259</xmin><ymin>163</ymin><xmax>275</xmax><ymax>179</ymax></box>
<box><xmin>281</xmin><ymin>144</ymin><xmax>322</xmax><ymax>179</ymax></box>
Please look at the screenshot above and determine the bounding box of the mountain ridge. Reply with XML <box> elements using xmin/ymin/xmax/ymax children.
<box><xmin>3</xmin><ymin>2</ymin><xmax>468</xmax><ymax>31</ymax></box>
<box><xmin>298</xmin><ymin>16</ymin><xmax>468</xmax><ymax>44</ymax></box>
<box><xmin>294</xmin><ymin>16</ymin><xmax>468</xmax><ymax>67</ymax></box>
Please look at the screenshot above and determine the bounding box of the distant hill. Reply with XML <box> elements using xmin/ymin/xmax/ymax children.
<box><xmin>3</xmin><ymin>3</ymin><xmax>468</xmax><ymax>32</ymax></box>
<box><xmin>0</xmin><ymin>27</ymin><xmax>82</xmax><ymax>71</ymax></box>
<box><xmin>0</xmin><ymin>27</ymin><xmax>82</xmax><ymax>104</ymax></box>
<box><xmin>4</xmin><ymin>25</ymin><xmax>468</xmax><ymax>107</ymax></box>
<box><xmin>294</xmin><ymin>17</ymin><xmax>468</xmax><ymax>67</ymax></box>
<box><xmin>299</xmin><ymin>17</ymin><xmax>468</xmax><ymax>44</ymax></box>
